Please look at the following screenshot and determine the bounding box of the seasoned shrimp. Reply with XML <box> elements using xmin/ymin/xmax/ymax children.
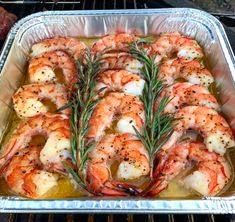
<box><xmin>87</xmin><ymin>133</ymin><xmax>150</xmax><ymax>195</ymax></box>
<box><xmin>159</xmin><ymin>58</ymin><xmax>214</xmax><ymax>87</ymax></box>
<box><xmin>28</xmin><ymin>50</ymin><xmax>77</xmax><ymax>87</ymax></box>
<box><xmin>101</xmin><ymin>53</ymin><xmax>143</xmax><ymax>74</ymax></box>
<box><xmin>87</xmin><ymin>93</ymin><xmax>145</xmax><ymax>141</ymax></box>
<box><xmin>151</xmin><ymin>32</ymin><xmax>203</xmax><ymax>62</ymax></box>
<box><xmin>0</xmin><ymin>114</ymin><xmax>72</xmax><ymax>174</ymax></box>
<box><xmin>13</xmin><ymin>83</ymin><xmax>70</xmax><ymax>118</ymax></box>
<box><xmin>95</xmin><ymin>70</ymin><xmax>145</xmax><ymax>96</ymax></box>
<box><xmin>163</xmin><ymin>106</ymin><xmax>235</xmax><ymax>155</ymax></box>
<box><xmin>155</xmin><ymin>82</ymin><xmax>219</xmax><ymax>113</ymax></box>
<box><xmin>3</xmin><ymin>145</ymin><xmax>59</xmax><ymax>198</ymax></box>
<box><xmin>147</xmin><ymin>141</ymin><xmax>230</xmax><ymax>196</ymax></box>
<box><xmin>91</xmin><ymin>33</ymin><xmax>140</xmax><ymax>53</ymax></box>
<box><xmin>30</xmin><ymin>37</ymin><xmax>87</xmax><ymax>60</ymax></box>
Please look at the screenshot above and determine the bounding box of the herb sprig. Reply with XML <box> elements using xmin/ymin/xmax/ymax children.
<box><xmin>61</xmin><ymin>48</ymin><xmax>106</xmax><ymax>190</ymax></box>
<box><xmin>130</xmin><ymin>41</ymin><xmax>178</xmax><ymax>178</ymax></box>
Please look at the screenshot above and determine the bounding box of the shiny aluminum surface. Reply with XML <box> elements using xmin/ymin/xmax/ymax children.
<box><xmin>0</xmin><ymin>8</ymin><xmax>235</xmax><ymax>213</ymax></box>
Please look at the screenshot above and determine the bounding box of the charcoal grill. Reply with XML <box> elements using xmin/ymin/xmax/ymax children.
<box><xmin>0</xmin><ymin>0</ymin><xmax>235</xmax><ymax>221</ymax></box>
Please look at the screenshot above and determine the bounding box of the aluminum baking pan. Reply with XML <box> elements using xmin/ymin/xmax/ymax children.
<box><xmin>0</xmin><ymin>8</ymin><xmax>235</xmax><ymax>213</ymax></box>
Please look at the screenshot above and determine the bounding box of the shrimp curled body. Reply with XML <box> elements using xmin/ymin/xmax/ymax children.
<box><xmin>87</xmin><ymin>133</ymin><xmax>150</xmax><ymax>196</ymax></box>
<box><xmin>151</xmin><ymin>32</ymin><xmax>204</xmax><ymax>63</ymax></box>
<box><xmin>87</xmin><ymin>93</ymin><xmax>145</xmax><ymax>141</ymax></box>
<box><xmin>155</xmin><ymin>82</ymin><xmax>220</xmax><ymax>113</ymax></box>
<box><xmin>147</xmin><ymin>141</ymin><xmax>230</xmax><ymax>196</ymax></box>
<box><xmin>4</xmin><ymin>145</ymin><xmax>59</xmax><ymax>198</ymax></box>
<box><xmin>28</xmin><ymin>50</ymin><xmax>77</xmax><ymax>87</ymax></box>
<box><xmin>0</xmin><ymin>114</ymin><xmax>72</xmax><ymax>174</ymax></box>
<box><xmin>95</xmin><ymin>70</ymin><xmax>145</xmax><ymax>96</ymax></box>
<box><xmin>30</xmin><ymin>37</ymin><xmax>87</xmax><ymax>60</ymax></box>
<box><xmin>159</xmin><ymin>58</ymin><xmax>214</xmax><ymax>87</ymax></box>
<box><xmin>164</xmin><ymin>106</ymin><xmax>235</xmax><ymax>155</ymax></box>
<box><xmin>91</xmin><ymin>34</ymin><xmax>140</xmax><ymax>53</ymax></box>
<box><xmin>13</xmin><ymin>83</ymin><xmax>70</xmax><ymax>118</ymax></box>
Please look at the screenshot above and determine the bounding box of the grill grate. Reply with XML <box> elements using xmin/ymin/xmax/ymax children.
<box><xmin>0</xmin><ymin>0</ymin><xmax>235</xmax><ymax>220</ymax></box>
<box><xmin>2</xmin><ymin>213</ymin><xmax>235</xmax><ymax>222</ymax></box>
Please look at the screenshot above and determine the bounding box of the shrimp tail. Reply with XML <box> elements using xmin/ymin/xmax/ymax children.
<box><xmin>112</xmin><ymin>180</ymin><xmax>141</xmax><ymax>196</ymax></box>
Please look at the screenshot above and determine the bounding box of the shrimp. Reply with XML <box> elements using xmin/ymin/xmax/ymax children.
<box><xmin>28</xmin><ymin>50</ymin><xmax>77</xmax><ymax>88</ymax></box>
<box><xmin>101</xmin><ymin>53</ymin><xmax>143</xmax><ymax>74</ymax></box>
<box><xmin>155</xmin><ymin>82</ymin><xmax>220</xmax><ymax>113</ymax></box>
<box><xmin>95</xmin><ymin>70</ymin><xmax>145</xmax><ymax>96</ymax></box>
<box><xmin>151</xmin><ymin>32</ymin><xmax>204</xmax><ymax>62</ymax></box>
<box><xmin>159</xmin><ymin>58</ymin><xmax>214</xmax><ymax>87</ymax></box>
<box><xmin>86</xmin><ymin>133</ymin><xmax>150</xmax><ymax>196</ymax></box>
<box><xmin>91</xmin><ymin>33</ymin><xmax>140</xmax><ymax>53</ymax></box>
<box><xmin>147</xmin><ymin>141</ymin><xmax>230</xmax><ymax>196</ymax></box>
<box><xmin>30</xmin><ymin>37</ymin><xmax>87</xmax><ymax>60</ymax></box>
<box><xmin>87</xmin><ymin>93</ymin><xmax>145</xmax><ymax>141</ymax></box>
<box><xmin>0</xmin><ymin>114</ymin><xmax>72</xmax><ymax>174</ymax></box>
<box><xmin>163</xmin><ymin>106</ymin><xmax>235</xmax><ymax>155</ymax></box>
<box><xmin>13</xmin><ymin>83</ymin><xmax>70</xmax><ymax>118</ymax></box>
<box><xmin>3</xmin><ymin>145</ymin><xmax>59</xmax><ymax>198</ymax></box>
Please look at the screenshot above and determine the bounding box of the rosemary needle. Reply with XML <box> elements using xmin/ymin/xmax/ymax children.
<box><xmin>130</xmin><ymin>41</ymin><xmax>178</xmax><ymax>178</ymax></box>
<box><xmin>61</xmin><ymin>48</ymin><xmax>106</xmax><ymax>190</ymax></box>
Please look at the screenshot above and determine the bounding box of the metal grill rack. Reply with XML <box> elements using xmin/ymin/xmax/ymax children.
<box><xmin>0</xmin><ymin>0</ymin><xmax>235</xmax><ymax>221</ymax></box>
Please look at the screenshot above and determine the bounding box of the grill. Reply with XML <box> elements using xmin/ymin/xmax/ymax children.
<box><xmin>0</xmin><ymin>0</ymin><xmax>235</xmax><ymax>221</ymax></box>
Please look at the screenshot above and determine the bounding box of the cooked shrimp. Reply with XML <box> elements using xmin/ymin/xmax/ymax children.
<box><xmin>28</xmin><ymin>50</ymin><xmax>77</xmax><ymax>87</ymax></box>
<box><xmin>95</xmin><ymin>70</ymin><xmax>145</xmax><ymax>96</ymax></box>
<box><xmin>159</xmin><ymin>58</ymin><xmax>214</xmax><ymax>87</ymax></box>
<box><xmin>0</xmin><ymin>114</ymin><xmax>72</xmax><ymax>174</ymax></box>
<box><xmin>3</xmin><ymin>145</ymin><xmax>59</xmax><ymax>198</ymax></box>
<box><xmin>13</xmin><ymin>83</ymin><xmax>70</xmax><ymax>118</ymax></box>
<box><xmin>163</xmin><ymin>106</ymin><xmax>235</xmax><ymax>155</ymax></box>
<box><xmin>155</xmin><ymin>82</ymin><xmax>219</xmax><ymax>113</ymax></box>
<box><xmin>86</xmin><ymin>133</ymin><xmax>150</xmax><ymax>195</ymax></box>
<box><xmin>87</xmin><ymin>93</ymin><xmax>145</xmax><ymax>141</ymax></box>
<box><xmin>101</xmin><ymin>53</ymin><xmax>143</xmax><ymax>74</ymax></box>
<box><xmin>151</xmin><ymin>32</ymin><xmax>203</xmax><ymax>62</ymax></box>
<box><xmin>30</xmin><ymin>37</ymin><xmax>87</xmax><ymax>60</ymax></box>
<box><xmin>91</xmin><ymin>33</ymin><xmax>140</xmax><ymax>53</ymax></box>
<box><xmin>147</xmin><ymin>141</ymin><xmax>230</xmax><ymax>196</ymax></box>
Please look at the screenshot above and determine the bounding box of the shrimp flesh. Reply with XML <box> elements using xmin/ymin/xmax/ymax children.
<box><xmin>0</xmin><ymin>114</ymin><xmax>72</xmax><ymax>174</ymax></box>
<box><xmin>86</xmin><ymin>133</ymin><xmax>150</xmax><ymax>195</ymax></box>
<box><xmin>163</xmin><ymin>106</ymin><xmax>235</xmax><ymax>155</ymax></box>
<box><xmin>91</xmin><ymin>33</ymin><xmax>140</xmax><ymax>53</ymax></box>
<box><xmin>87</xmin><ymin>93</ymin><xmax>145</xmax><ymax>141</ymax></box>
<box><xmin>155</xmin><ymin>82</ymin><xmax>219</xmax><ymax>113</ymax></box>
<box><xmin>159</xmin><ymin>58</ymin><xmax>214</xmax><ymax>87</ymax></box>
<box><xmin>147</xmin><ymin>141</ymin><xmax>230</xmax><ymax>196</ymax></box>
<box><xmin>151</xmin><ymin>32</ymin><xmax>204</xmax><ymax>62</ymax></box>
<box><xmin>3</xmin><ymin>145</ymin><xmax>59</xmax><ymax>198</ymax></box>
<box><xmin>13</xmin><ymin>83</ymin><xmax>70</xmax><ymax>118</ymax></box>
<box><xmin>100</xmin><ymin>53</ymin><xmax>143</xmax><ymax>74</ymax></box>
<box><xmin>95</xmin><ymin>70</ymin><xmax>145</xmax><ymax>96</ymax></box>
<box><xmin>28</xmin><ymin>50</ymin><xmax>77</xmax><ymax>87</ymax></box>
<box><xmin>30</xmin><ymin>37</ymin><xmax>87</xmax><ymax>60</ymax></box>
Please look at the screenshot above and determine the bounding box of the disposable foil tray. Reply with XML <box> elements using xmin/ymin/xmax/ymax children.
<box><xmin>0</xmin><ymin>8</ymin><xmax>235</xmax><ymax>213</ymax></box>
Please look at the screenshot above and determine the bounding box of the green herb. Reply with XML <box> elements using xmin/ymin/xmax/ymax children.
<box><xmin>61</xmin><ymin>48</ymin><xmax>106</xmax><ymax>189</ymax></box>
<box><xmin>130</xmin><ymin>41</ymin><xmax>178</xmax><ymax>178</ymax></box>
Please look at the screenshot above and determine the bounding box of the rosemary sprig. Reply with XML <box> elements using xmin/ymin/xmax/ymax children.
<box><xmin>130</xmin><ymin>41</ymin><xmax>178</xmax><ymax>178</ymax></box>
<box><xmin>61</xmin><ymin>48</ymin><xmax>106</xmax><ymax>189</ymax></box>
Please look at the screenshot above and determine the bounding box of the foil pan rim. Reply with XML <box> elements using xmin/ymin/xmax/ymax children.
<box><xmin>0</xmin><ymin>8</ymin><xmax>235</xmax><ymax>213</ymax></box>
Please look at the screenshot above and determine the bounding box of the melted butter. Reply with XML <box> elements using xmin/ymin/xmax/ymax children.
<box><xmin>158</xmin><ymin>179</ymin><xmax>193</xmax><ymax>199</ymax></box>
<box><xmin>40</xmin><ymin>177</ymin><xmax>84</xmax><ymax>199</ymax></box>
<box><xmin>54</xmin><ymin>68</ymin><xmax>65</xmax><ymax>84</ymax></box>
<box><xmin>0</xmin><ymin>35</ymin><xmax>234</xmax><ymax>199</ymax></box>
<box><xmin>40</xmin><ymin>98</ymin><xmax>58</xmax><ymax>113</ymax></box>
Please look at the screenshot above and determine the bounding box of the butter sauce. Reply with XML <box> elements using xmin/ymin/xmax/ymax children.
<box><xmin>0</xmin><ymin>35</ymin><xmax>232</xmax><ymax>199</ymax></box>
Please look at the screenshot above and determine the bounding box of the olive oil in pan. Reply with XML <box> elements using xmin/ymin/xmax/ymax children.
<box><xmin>0</xmin><ymin>35</ymin><xmax>233</xmax><ymax>199</ymax></box>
